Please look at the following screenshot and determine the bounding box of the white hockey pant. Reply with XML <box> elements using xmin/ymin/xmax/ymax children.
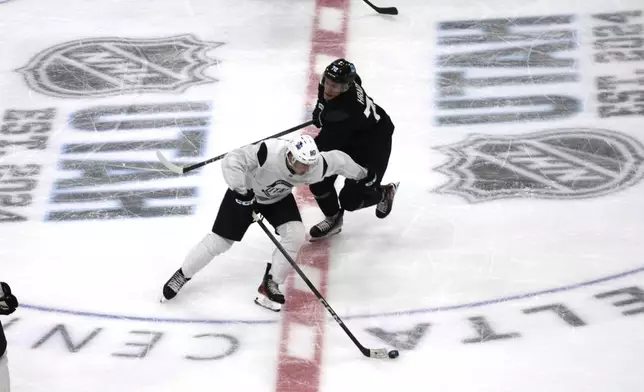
<box><xmin>269</xmin><ymin>221</ymin><xmax>306</xmax><ymax>284</ymax></box>
<box><xmin>181</xmin><ymin>232</ymin><xmax>234</xmax><ymax>278</ymax></box>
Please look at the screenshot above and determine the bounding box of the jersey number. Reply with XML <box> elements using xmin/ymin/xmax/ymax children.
<box><xmin>364</xmin><ymin>96</ymin><xmax>381</xmax><ymax>122</ymax></box>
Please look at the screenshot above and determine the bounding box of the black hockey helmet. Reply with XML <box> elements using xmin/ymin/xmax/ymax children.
<box><xmin>324</xmin><ymin>59</ymin><xmax>357</xmax><ymax>84</ymax></box>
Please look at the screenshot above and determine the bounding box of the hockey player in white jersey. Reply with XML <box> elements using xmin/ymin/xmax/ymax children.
<box><xmin>160</xmin><ymin>134</ymin><xmax>374</xmax><ymax>311</ymax></box>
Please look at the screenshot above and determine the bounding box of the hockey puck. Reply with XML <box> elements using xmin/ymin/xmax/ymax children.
<box><xmin>388</xmin><ymin>350</ymin><xmax>399</xmax><ymax>359</ymax></box>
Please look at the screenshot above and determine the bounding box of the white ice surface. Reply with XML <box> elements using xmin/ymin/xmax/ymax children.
<box><xmin>1</xmin><ymin>0</ymin><xmax>643</xmax><ymax>391</ymax></box>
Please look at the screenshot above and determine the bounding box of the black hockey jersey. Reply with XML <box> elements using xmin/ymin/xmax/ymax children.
<box><xmin>313</xmin><ymin>75</ymin><xmax>394</xmax><ymax>176</ymax></box>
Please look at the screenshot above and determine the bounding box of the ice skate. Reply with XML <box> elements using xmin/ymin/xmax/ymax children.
<box><xmin>254</xmin><ymin>274</ymin><xmax>285</xmax><ymax>312</ymax></box>
<box><xmin>308</xmin><ymin>210</ymin><xmax>344</xmax><ymax>241</ymax></box>
<box><xmin>376</xmin><ymin>182</ymin><xmax>399</xmax><ymax>219</ymax></box>
<box><xmin>160</xmin><ymin>268</ymin><xmax>190</xmax><ymax>302</ymax></box>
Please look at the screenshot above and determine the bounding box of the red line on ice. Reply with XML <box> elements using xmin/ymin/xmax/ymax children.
<box><xmin>275</xmin><ymin>0</ymin><xmax>349</xmax><ymax>391</ymax></box>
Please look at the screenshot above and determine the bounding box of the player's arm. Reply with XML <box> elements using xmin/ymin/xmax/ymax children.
<box><xmin>221</xmin><ymin>142</ymin><xmax>262</xmax><ymax>195</ymax></box>
<box><xmin>320</xmin><ymin>150</ymin><xmax>368</xmax><ymax>181</ymax></box>
<box><xmin>312</xmin><ymin>77</ymin><xmax>327</xmax><ymax>128</ymax></box>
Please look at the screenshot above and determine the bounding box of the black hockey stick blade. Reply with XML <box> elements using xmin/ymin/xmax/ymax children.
<box><xmin>156</xmin><ymin>120</ymin><xmax>314</xmax><ymax>174</ymax></box>
<box><xmin>363</xmin><ymin>0</ymin><xmax>398</xmax><ymax>15</ymax></box>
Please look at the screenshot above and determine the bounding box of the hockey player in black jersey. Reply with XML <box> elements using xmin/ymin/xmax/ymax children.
<box><xmin>308</xmin><ymin>58</ymin><xmax>398</xmax><ymax>241</ymax></box>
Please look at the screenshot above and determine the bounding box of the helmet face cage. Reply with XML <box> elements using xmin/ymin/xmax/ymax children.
<box><xmin>324</xmin><ymin>59</ymin><xmax>356</xmax><ymax>85</ymax></box>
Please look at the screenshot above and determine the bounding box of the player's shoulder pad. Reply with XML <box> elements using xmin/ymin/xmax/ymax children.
<box><xmin>257</xmin><ymin>142</ymin><xmax>268</xmax><ymax>166</ymax></box>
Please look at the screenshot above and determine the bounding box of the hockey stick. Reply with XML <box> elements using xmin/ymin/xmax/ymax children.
<box><xmin>156</xmin><ymin>120</ymin><xmax>314</xmax><ymax>174</ymax></box>
<box><xmin>252</xmin><ymin>212</ymin><xmax>399</xmax><ymax>360</ymax></box>
<box><xmin>362</xmin><ymin>0</ymin><xmax>398</xmax><ymax>15</ymax></box>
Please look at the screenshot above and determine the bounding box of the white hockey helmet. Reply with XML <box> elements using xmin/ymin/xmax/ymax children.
<box><xmin>287</xmin><ymin>134</ymin><xmax>319</xmax><ymax>165</ymax></box>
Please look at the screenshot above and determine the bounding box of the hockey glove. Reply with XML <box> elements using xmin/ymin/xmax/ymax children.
<box><xmin>0</xmin><ymin>282</ymin><xmax>18</xmax><ymax>315</ymax></box>
<box><xmin>358</xmin><ymin>169</ymin><xmax>378</xmax><ymax>189</ymax></box>
<box><xmin>234</xmin><ymin>189</ymin><xmax>256</xmax><ymax>207</ymax></box>
<box><xmin>312</xmin><ymin>102</ymin><xmax>323</xmax><ymax>128</ymax></box>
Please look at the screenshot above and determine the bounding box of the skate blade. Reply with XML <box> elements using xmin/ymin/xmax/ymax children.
<box><xmin>254</xmin><ymin>295</ymin><xmax>282</xmax><ymax>312</ymax></box>
<box><xmin>307</xmin><ymin>228</ymin><xmax>341</xmax><ymax>242</ymax></box>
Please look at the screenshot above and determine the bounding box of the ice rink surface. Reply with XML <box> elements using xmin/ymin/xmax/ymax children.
<box><xmin>1</xmin><ymin>0</ymin><xmax>643</xmax><ymax>391</ymax></box>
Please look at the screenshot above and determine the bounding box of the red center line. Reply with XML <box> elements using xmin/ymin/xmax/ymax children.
<box><xmin>275</xmin><ymin>1</ymin><xmax>350</xmax><ymax>391</ymax></box>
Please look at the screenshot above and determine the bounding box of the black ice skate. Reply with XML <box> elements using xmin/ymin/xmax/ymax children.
<box><xmin>308</xmin><ymin>210</ymin><xmax>344</xmax><ymax>241</ymax></box>
<box><xmin>161</xmin><ymin>268</ymin><xmax>190</xmax><ymax>302</ymax></box>
<box><xmin>254</xmin><ymin>271</ymin><xmax>285</xmax><ymax>312</ymax></box>
<box><xmin>376</xmin><ymin>182</ymin><xmax>399</xmax><ymax>219</ymax></box>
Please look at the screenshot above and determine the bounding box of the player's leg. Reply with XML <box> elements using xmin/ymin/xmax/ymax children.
<box><xmin>161</xmin><ymin>189</ymin><xmax>254</xmax><ymax>301</ymax></box>
<box><xmin>340</xmin><ymin>128</ymin><xmax>398</xmax><ymax>218</ymax></box>
<box><xmin>0</xmin><ymin>350</ymin><xmax>9</xmax><ymax>392</ymax></box>
<box><xmin>370</xmin><ymin>126</ymin><xmax>398</xmax><ymax>218</ymax></box>
<box><xmin>254</xmin><ymin>194</ymin><xmax>305</xmax><ymax>311</ymax></box>
<box><xmin>309</xmin><ymin>175</ymin><xmax>344</xmax><ymax>240</ymax></box>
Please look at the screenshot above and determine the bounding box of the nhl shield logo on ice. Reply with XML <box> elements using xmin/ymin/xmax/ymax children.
<box><xmin>17</xmin><ymin>34</ymin><xmax>223</xmax><ymax>98</ymax></box>
<box><xmin>433</xmin><ymin>128</ymin><xmax>644</xmax><ymax>202</ymax></box>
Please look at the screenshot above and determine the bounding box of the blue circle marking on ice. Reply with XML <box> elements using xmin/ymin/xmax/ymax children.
<box><xmin>19</xmin><ymin>264</ymin><xmax>644</xmax><ymax>325</ymax></box>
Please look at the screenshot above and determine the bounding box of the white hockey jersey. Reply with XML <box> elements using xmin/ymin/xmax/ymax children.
<box><xmin>221</xmin><ymin>138</ymin><xmax>368</xmax><ymax>204</ymax></box>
